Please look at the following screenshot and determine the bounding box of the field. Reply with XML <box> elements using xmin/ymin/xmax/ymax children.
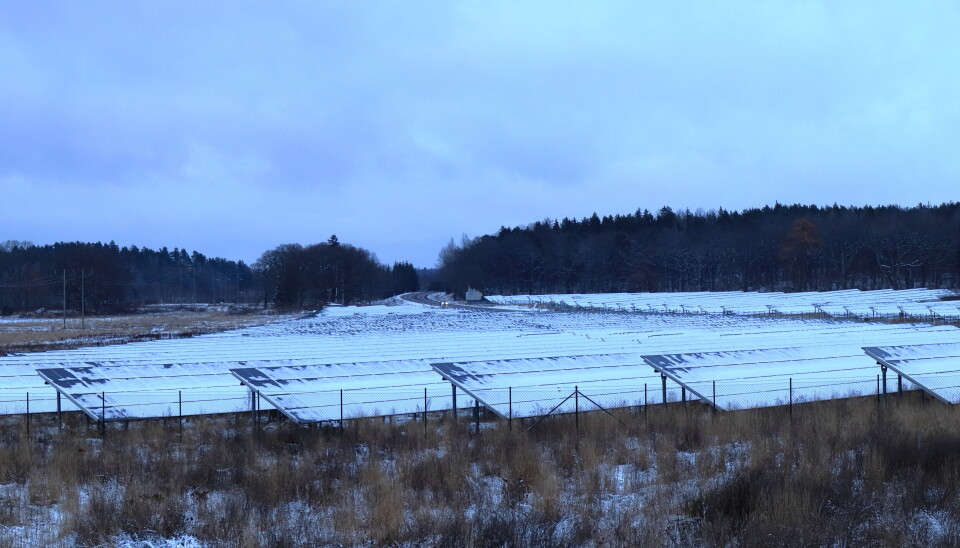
<box><xmin>3</xmin><ymin>392</ymin><xmax>960</xmax><ymax>546</ymax></box>
<box><xmin>2</xmin><ymin>294</ymin><xmax>960</xmax><ymax>546</ymax></box>
<box><xmin>0</xmin><ymin>306</ymin><xmax>294</xmax><ymax>356</ymax></box>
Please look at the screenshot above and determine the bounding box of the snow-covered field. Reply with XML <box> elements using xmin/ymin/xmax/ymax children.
<box><xmin>3</xmin><ymin>292</ymin><xmax>960</xmax><ymax>421</ymax></box>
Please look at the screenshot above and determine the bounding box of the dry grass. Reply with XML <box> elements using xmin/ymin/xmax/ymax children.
<box><xmin>2</xmin><ymin>394</ymin><xmax>960</xmax><ymax>546</ymax></box>
<box><xmin>0</xmin><ymin>306</ymin><xmax>293</xmax><ymax>355</ymax></box>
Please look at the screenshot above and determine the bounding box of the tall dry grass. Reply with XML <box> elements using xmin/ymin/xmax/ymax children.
<box><xmin>0</xmin><ymin>307</ymin><xmax>290</xmax><ymax>355</ymax></box>
<box><xmin>1</xmin><ymin>394</ymin><xmax>960</xmax><ymax>546</ymax></box>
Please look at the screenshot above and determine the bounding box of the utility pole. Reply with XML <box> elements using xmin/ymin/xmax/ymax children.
<box><xmin>80</xmin><ymin>269</ymin><xmax>85</xmax><ymax>330</ymax></box>
<box><xmin>62</xmin><ymin>269</ymin><xmax>66</xmax><ymax>329</ymax></box>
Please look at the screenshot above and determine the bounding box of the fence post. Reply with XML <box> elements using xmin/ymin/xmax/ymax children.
<box><xmin>644</xmin><ymin>383</ymin><xmax>648</xmax><ymax>425</ymax></box>
<box><xmin>452</xmin><ymin>384</ymin><xmax>457</xmax><ymax>421</ymax></box>
<box><xmin>877</xmin><ymin>375</ymin><xmax>881</xmax><ymax>405</ymax></box>
<box><xmin>424</xmin><ymin>387</ymin><xmax>428</xmax><ymax>435</ymax></box>
<box><xmin>509</xmin><ymin>387</ymin><xmax>513</xmax><ymax>431</ymax></box>
<box><xmin>178</xmin><ymin>390</ymin><xmax>183</xmax><ymax>434</ymax></box>
<box><xmin>250</xmin><ymin>389</ymin><xmax>256</xmax><ymax>426</ymax></box>
<box><xmin>100</xmin><ymin>392</ymin><xmax>106</xmax><ymax>435</ymax></box>
<box><xmin>340</xmin><ymin>389</ymin><xmax>344</xmax><ymax>438</ymax></box>
<box><xmin>575</xmin><ymin>386</ymin><xmax>579</xmax><ymax>434</ymax></box>
<box><xmin>26</xmin><ymin>392</ymin><xmax>30</xmax><ymax>437</ymax></box>
<box><xmin>57</xmin><ymin>391</ymin><xmax>62</xmax><ymax>431</ymax></box>
<box><xmin>474</xmin><ymin>399</ymin><xmax>480</xmax><ymax>434</ymax></box>
<box><xmin>789</xmin><ymin>378</ymin><xmax>793</xmax><ymax>417</ymax></box>
<box><xmin>712</xmin><ymin>380</ymin><xmax>716</xmax><ymax>411</ymax></box>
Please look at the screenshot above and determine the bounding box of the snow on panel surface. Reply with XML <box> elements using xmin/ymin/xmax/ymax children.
<box><xmin>641</xmin><ymin>347</ymin><xmax>891</xmax><ymax>410</ymax></box>
<box><xmin>433</xmin><ymin>354</ymin><xmax>666</xmax><ymax>419</ymax></box>
<box><xmin>3</xmin><ymin>294</ymin><xmax>960</xmax><ymax>419</ymax></box>
<box><xmin>0</xmin><ymin>364</ymin><xmax>80</xmax><ymax>414</ymax></box>
<box><xmin>36</xmin><ymin>365</ymin><xmax>247</xmax><ymax>420</ymax></box>
<box><xmin>231</xmin><ymin>360</ymin><xmax>450</xmax><ymax>423</ymax></box>
<box><xmin>488</xmin><ymin>289</ymin><xmax>958</xmax><ymax>320</ymax></box>
<box><xmin>863</xmin><ymin>343</ymin><xmax>960</xmax><ymax>404</ymax></box>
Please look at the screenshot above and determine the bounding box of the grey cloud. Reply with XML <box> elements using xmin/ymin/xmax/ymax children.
<box><xmin>2</xmin><ymin>1</ymin><xmax>959</xmax><ymax>266</ymax></box>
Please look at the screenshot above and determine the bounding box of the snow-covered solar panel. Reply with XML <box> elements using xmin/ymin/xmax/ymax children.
<box><xmin>36</xmin><ymin>365</ymin><xmax>247</xmax><ymax>421</ymax></box>
<box><xmin>488</xmin><ymin>289</ymin><xmax>957</xmax><ymax>320</ymax></box>
<box><xmin>231</xmin><ymin>361</ymin><xmax>451</xmax><ymax>423</ymax></box>
<box><xmin>863</xmin><ymin>343</ymin><xmax>960</xmax><ymax>404</ymax></box>
<box><xmin>432</xmin><ymin>354</ymin><xmax>664</xmax><ymax>419</ymax></box>
<box><xmin>0</xmin><ymin>364</ymin><xmax>80</xmax><ymax>414</ymax></box>
<box><xmin>4</xmin><ymin>295</ymin><xmax>960</xmax><ymax>422</ymax></box>
<box><xmin>641</xmin><ymin>346</ymin><xmax>896</xmax><ymax>410</ymax></box>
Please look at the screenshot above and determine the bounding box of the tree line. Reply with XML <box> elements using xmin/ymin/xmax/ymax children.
<box><xmin>0</xmin><ymin>237</ymin><xmax>418</xmax><ymax>314</ymax></box>
<box><xmin>437</xmin><ymin>203</ymin><xmax>960</xmax><ymax>296</ymax></box>
<box><xmin>252</xmin><ymin>235</ymin><xmax>419</xmax><ymax>309</ymax></box>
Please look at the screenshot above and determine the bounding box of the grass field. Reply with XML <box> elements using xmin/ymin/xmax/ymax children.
<box><xmin>0</xmin><ymin>306</ymin><xmax>292</xmax><ymax>356</ymax></box>
<box><xmin>2</xmin><ymin>393</ymin><xmax>959</xmax><ymax>546</ymax></box>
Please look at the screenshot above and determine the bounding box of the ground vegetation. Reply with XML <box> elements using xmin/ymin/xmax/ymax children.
<box><xmin>1</xmin><ymin>394</ymin><xmax>958</xmax><ymax>546</ymax></box>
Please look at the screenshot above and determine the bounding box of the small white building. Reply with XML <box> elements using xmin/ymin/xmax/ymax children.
<box><xmin>465</xmin><ymin>287</ymin><xmax>483</xmax><ymax>302</ymax></box>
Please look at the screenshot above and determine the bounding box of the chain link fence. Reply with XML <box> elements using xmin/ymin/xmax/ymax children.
<box><xmin>1</xmin><ymin>372</ymin><xmax>951</xmax><ymax>429</ymax></box>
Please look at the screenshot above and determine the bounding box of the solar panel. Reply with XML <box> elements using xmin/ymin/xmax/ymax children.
<box><xmin>488</xmin><ymin>288</ymin><xmax>957</xmax><ymax>320</ymax></box>
<box><xmin>36</xmin><ymin>365</ymin><xmax>247</xmax><ymax>421</ymax></box>
<box><xmin>642</xmin><ymin>346</ymin><xmax>907</xmax><ymax>410</ymax></box>
<box><xmin>4</xmin><ymin>295</ymin><xmax>959</xmax><ymax>423</ymax></box>
<box><xmin>432</xmin><ymin>354</ymin><xmax>664</xmax><ymax>419</ymax></box>
<box><xmin>230</xmin><ymin>360</ymin><xmax>451</xmax><ymax>423</ymax></box>
<box><xmin>863</xmin><ymin>343</ymin><xmax>960</xmax><ymax>404</ymax></box>
<box><xmin>0</xmin><ymin>364</ymin><xmax>79</xmax><ymax>414</ymax></box>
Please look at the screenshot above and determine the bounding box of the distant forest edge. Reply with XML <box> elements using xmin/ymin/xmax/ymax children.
<box><xmin>5</xmin><ymin>203</ymin><xmax>960</xmax><ymax>314</ymax></box>
<box><xmin>0</xmin><ymin>235</ymin><xmax>419</xmax><ymax>314</ymax></box>
<box><xmin>437</xmin><ymin>203</ymin><xmax>960</xmax><ymax>297</ymax></box>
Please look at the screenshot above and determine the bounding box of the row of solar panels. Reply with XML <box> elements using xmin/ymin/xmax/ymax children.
<box><xmin>489</xmin><ymin>288</ymin><xmax>960</xmax><ymax>317</ymax></box>
<box><xmin>24</xmin><ymin>342</ymin><xmax>960</xmax><ymax>424</ymax></box>
<box><xmin>4</xmin><ymin>321</ymin><xmax>954</xmax><ymax>416</ymax></box>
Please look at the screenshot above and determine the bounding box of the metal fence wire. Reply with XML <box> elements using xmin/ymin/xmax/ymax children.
<box><xmin>1</xmin><ymin>371</ymin><xmax>951</xmax><ymax>430</ymax></box>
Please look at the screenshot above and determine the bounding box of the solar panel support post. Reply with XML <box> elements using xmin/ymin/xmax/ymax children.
<box><xmin>880</xmin><ymin>365</ymin><xmax>888</xmax><ymax>397</ymax></box>
<box><xmin>452</xmin><ymin>384</ymin><xmax>457</xmax><ymax>421</ymax></box>
<box><xmin>898</xmin><ymin>374</ymin><xmax>903</xmax><ymax>398</ymax></box>
<box><xmin>681</xmin><ymin>387</ymin><xmax>687</xmax><ymax>408</ymax></box>
<box><xmin>57</xmin><ymin>391</ymin><xmax>62</xmax><ymax>431</ymax></box>
<box><xmin>661</xmin><ymin>373</ymin><xmax>667</xmax><ymax>405</ymax></box>
<box><xmin>876</xmin><ymin>375</ymin><xmax>881</xmax><ymax>406</ymax></box>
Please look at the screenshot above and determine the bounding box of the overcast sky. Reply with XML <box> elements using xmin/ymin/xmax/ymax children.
<box><xmin>2</xmin><ymin>2</ymin><xmax>958</xmax><ymax>267</ymax></box>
